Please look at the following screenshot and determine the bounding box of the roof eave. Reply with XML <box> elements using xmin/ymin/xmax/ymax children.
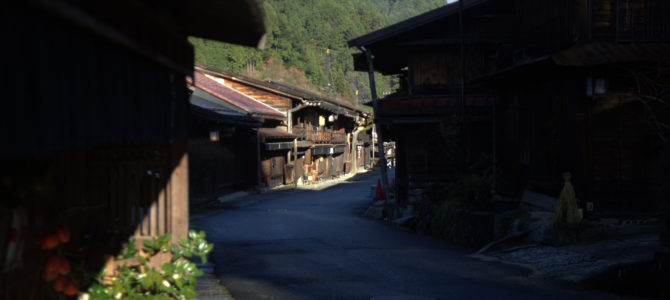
<box><xmin>185</xmin><ymin>0</ymin><xmax>267</xmax><ymax>49</ymax></box>
<box><xmin>347</xmin><ymin>0</ymin><xmax>489</xmax><ymax>48</ymax></box>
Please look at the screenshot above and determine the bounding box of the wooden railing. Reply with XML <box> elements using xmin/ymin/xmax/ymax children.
<box><xmin>292</xmin><ymin>125</ymin><xmax>347</xmax><ymax>144</ymax></box>
<box><xmin>331</xmin><ymin>131</ymin><xmax>346</xmax><ymax>144</ymax></box>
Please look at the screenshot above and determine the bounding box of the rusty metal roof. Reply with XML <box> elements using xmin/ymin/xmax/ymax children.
<box><xmin>193</xmin><ymin>71</ymin><xmax>285</xmax><ymax>120</ymax></box>
<box><xmin>194</xmin><ymin>64</ymin><xmax>361</xmax><ymax>113</ymax></box>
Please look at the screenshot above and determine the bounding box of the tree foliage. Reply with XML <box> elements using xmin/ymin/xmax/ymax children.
<box><xmin>190</xmin><ymin>0</ymin><xmax>444</xmax><ymax>105</ymax></box>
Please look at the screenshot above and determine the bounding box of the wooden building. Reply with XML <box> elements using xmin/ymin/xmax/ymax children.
<box><xmin>188</xmin><ymin>83</ymin><xmax>261</xmax><ymax>205</ymax></box>
<box><xmin>0</xmin><ymin>1</ymin><xmax>265</xmax><ymax>298</ymax></box>
<box><xmin>190</xmin><ymin>71</ymin><xmax>291</xmax><ymax>189</ymax></box>
<box><xmin>483</xmin><ymin>0</ymin><xmax>670</xmax><ymax>215</ymax></box>
<box><xmin>350</xmin><ymin>0</ymin><xmax>670</xmax><ymax>215</ymax></box>
<box><xmin>348</xmin><ymin>0</ymin><xmax>513</xmax><ymax>205</ymax></box>
<box><xmin>194</xmin><ymin>65</ymin><xmax>371</xmax><ymax>186</ymax></box>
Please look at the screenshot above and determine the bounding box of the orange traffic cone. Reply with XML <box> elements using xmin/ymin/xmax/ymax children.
<box><xmin>375</xmin><ymin>178</ymin><xmax>384</xmax><ymax>201</ymax></box>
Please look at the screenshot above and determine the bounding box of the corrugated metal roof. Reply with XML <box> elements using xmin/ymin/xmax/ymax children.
<box><xmin>194</xmin><ymin>64</ymin><xmax>361</xmax><ymax>113</ymax></box>
<box><xmin>191</xmin><ymin>90</ymin><xmax>245</xmax><ymax>116</ymax></box>
<box><xmin>190</xmin><ymin>90</ymin><xmax>261</xmax><ymax>126</ymax></box>
<box><xmin>193</xmin><ymin>71</ymin><xmax>285</xmax><ymax>119</ymax></box>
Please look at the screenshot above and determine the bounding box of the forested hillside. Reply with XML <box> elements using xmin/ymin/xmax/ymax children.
<box><xmin>189</xmin><ymin>0</ymin><xmax>444</xmax><ymax>105</ymax></box>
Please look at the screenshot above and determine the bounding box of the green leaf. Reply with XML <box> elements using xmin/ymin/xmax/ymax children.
<box><xmin>143</xmin><ymin>239</ymin><xmax>153</xmax><ymax>250</ymax></box>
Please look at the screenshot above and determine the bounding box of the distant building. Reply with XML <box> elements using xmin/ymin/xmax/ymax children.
<box><xmin>194</xmin><ymin>65</ymin><xmax>372</xmax><ymax>187</ymax></box>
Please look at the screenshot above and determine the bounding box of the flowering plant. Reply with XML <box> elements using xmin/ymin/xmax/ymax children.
<box><xmin>83</xmin><ymin>230</ymin><xmax>213</xmax><ymax>300</ymax></box>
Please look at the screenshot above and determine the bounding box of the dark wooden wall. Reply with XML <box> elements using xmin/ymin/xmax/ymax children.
<box><xmin>614</xmin><ymin>0</ymin><xmax>670</xmax><ymax>41</ymax></box>
<box><xmin>586</xmin><ymin>92</ymin><xmax>656</xmax><ymax>212</ymax></box>
<box><xmin>0</xmin><ymin>141</ymin><xmax>188</xmax><ymax>298</ymax></box>
<box><xmin>515</xmin><ymin>0</ymin><xmax>588</xmax><ymax>55</ymax></box>
<box><xmin>188</xmin><ymin>129</ymin><xmax>256</xmax><ymax>204</ymax></box>
<box><xmin>410</xmin><ymin>48</ymin><xmax>492</xmax><ymax>88</ymax></box>
<box><xmin>261</xmin><ymin>154</ymin><xmax>286</xmax><ymax>187</ymax></box>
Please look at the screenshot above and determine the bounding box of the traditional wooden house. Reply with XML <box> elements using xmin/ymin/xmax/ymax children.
<box><xmin>194</xmin><ymin>65</ymin><xmax>371</xmax><ymax>185</ymax></box>
<box><xmin>348</xmin><ymin>0</ymin><xmax>513</xmax><ymax>205</ymax></box>
<box><xmin>480</xmin><ymin>0</ymin><xmax>670</xmax><ymax>215</ymax></box>
<box><xmin>188</xmin><ymin>82</ymin><xmax>261</xmax><ymax>204</ymax></box>
<box><xmin>0</xmin><ymin>1</ymin><xmax>265</xmax><ymax>297</ymax></box>
<box><xmin>190</xmin><ymin>71</ymin><xmax>292</xmax><ymax>189</ymax></box>
<box><xmin>350</xmin><ymin>0</ymin><xmax>670</xmax><ymax>216</ymax></box>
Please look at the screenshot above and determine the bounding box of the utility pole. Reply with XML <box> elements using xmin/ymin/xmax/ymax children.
<box><xmin>359</xmin><ymin>46</ymin><xmax>391</xmax><ymax>217</ymax></box>
<box><xmin>326</xmin><ymin>48</ymin><xmax>334</xmax><ymax>92</ymax></box>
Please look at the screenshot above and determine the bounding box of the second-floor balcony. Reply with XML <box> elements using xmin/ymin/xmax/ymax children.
<box><xmin>293</xmin><ymin>125</ymin><xmax>346</xmax><ymax>144</ymax></box>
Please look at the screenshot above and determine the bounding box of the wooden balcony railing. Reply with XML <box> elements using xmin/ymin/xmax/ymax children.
<box><xmin>292</xmin><ymin>125</ymin><xmax>347</xmax><ymax>144</ymax></box>
<box><xmin>331</xmin><ymin>131</ymin><xmax>346</xmax><ymax>144</ymax></box>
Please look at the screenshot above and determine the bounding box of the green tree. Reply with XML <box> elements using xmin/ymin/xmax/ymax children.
<box><xmin>190</xmin><ymin>0</ymin><xmax>444</xmax><ymax>103</ymax></box>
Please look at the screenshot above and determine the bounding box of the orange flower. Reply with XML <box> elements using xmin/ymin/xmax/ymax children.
<box><xmin>52</xmin><ymin>276</ymin><xmax>67</xmax><ymax>292</ymax></box>
<box><xmin>40</xmin><ymin>234</ymin><xmax>60</xmax><ymax>250</ymax></box>
<box><xmin>41</xmin><ymin>267</ymin><xmax>58</xmax><ymax>281</ymax></box>
<box><xmin>57</xmin><ymin>228</ymin><xmax>71</xmax><ymax>243</ymax></box>
<box><xmin>63</xmin><ymin>282</ymin><xmax>78</xmax><ymax>296</ymax></box>
<box><xmin>57</xmin><ymin>259</ymin><xmax>71</xmax><ymax>275</ymax></box>
<box><xmin>45</xmin><ymin>255</ymin><xmax>61</xmax><ymax>272</ymax></box>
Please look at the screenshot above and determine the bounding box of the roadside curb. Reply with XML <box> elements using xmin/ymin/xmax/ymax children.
<box><xmin>195</xmin><ymin>262</ymin><xmax>236</xmax><ymax>300</ymax></box>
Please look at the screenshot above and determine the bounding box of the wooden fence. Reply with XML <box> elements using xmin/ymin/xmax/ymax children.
<box><xmin>88</xmin><ymin>145</ymin><xmax>173</xmax><ymax>238</ymax></box>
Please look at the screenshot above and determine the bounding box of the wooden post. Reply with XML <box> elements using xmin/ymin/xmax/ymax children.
<box><xmin>351</xmin><ymin>126</ymin><xmax>363</xmax><ymax>173</ymax></box>
<box><xmin>293</xmin><ymin>139</ymin><xmax>298</xmax><ymax>162</ymax></box>
<box><xmin>360</xmin><ymin>47</ymin><xmax>391</xmax><ymax>214</ymax></box>
<box><xmin>170</xmin><ymin>139</ymin><xmax>188</xmax><ymax>241</ymax></box>
<box><xmin>293</xmin><ymin>139</ymin><xmax>298</xmax><ymax>183</ymax></box>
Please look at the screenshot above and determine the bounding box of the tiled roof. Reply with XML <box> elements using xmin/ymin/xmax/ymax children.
<box><xmin>193</xmin><ymin>72</ymin><xmax>285</xmax><ymax>119</ymax></box>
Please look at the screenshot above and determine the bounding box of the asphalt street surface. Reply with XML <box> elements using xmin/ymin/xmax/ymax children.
<box><xmin>190</xmin><ymin>173</ymin><xmax>630</xmax><ymax>300</ymax></box>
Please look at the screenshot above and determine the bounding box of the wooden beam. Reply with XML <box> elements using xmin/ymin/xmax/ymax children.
<box><xmin>360</xmin><ymin>47</ymin><xmax>392</xmax><ymax>213</ymax></box>
<box><xmin>170</xmin><ymin>139</ymin><xmax>189</xmax><ymax>241</ymax></box>
<box><xmin>29</xmin><ymin>0</ymin><xmax>193</xmax><ymax>75</ymax></box>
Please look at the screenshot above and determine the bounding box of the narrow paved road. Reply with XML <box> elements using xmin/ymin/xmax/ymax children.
<box><xmin>191</xmin><ymin>172</ymin><xmax>623</xmax><ymax>300</ymax></box>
